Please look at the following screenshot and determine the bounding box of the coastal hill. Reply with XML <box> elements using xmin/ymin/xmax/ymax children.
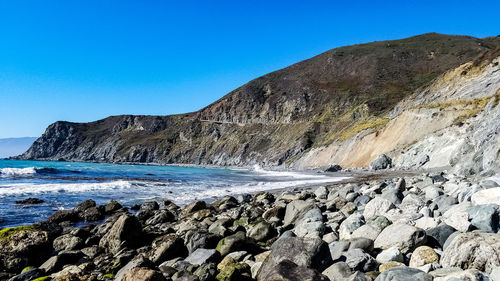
<box><xmin>19</xmin><ymin>33</ymin><xmax>500</xmax><ymax>174</ymax></box>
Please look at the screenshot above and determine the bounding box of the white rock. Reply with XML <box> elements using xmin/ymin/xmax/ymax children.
<box><xmin>415</xmin><ymin>217</ymin><xmax>440</xmax><ymax>230</ymax></box>
<box><xmin>442</xmin><ymin>202</ymin><xmax>471</xmax><ymax>232</ymax></box>
<box><xmin>471</xmin><ymin>187</ymin><xmax>500</xmax><ymax>205</ymax></box>
<box><xmin>376</xmin><ymin>247</ymin><xmax>404</xmax><ymax>263</ymax></box>
<box><xmin>363</xmin><ymin>197</ymin><xmax>394</xmax><ymax>220</ymax></box>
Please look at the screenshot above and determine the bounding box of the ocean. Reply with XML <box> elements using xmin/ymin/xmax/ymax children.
<box><xmin>0</xmin><ymin>160</ymin><xmax>348</xmax><ymax>227</ymax></box>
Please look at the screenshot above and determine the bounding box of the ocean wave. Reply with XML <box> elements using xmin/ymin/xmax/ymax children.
<box><xmin>0</xmin><ymin>167</ymin><xmax>80</xmax><ymax>177</ymax></box>
<box><xmin>252</xmin><ymin>164</ymin><xmax>326</xmax><ymax>179</ymax></box>
<box><xmin>0</xmin><ymin>180</ymin><xmax>132</xmax><ymax>195</ymax></box>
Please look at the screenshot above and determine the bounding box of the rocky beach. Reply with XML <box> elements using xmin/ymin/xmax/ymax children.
<box><xmin>2</xmin><ymin>162</ymin><xmax>500</xmax><ymax>281</ymax></box>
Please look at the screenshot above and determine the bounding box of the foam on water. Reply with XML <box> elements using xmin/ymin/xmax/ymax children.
<box><xmin>0</xmin><ymin>167</ymin><xmax>37</xmax><ymax>176</ymax></box>
<box><xmin>0</xmin><ymin>180</ymin><xmax>132</xmax><ymax>196</ymax></box>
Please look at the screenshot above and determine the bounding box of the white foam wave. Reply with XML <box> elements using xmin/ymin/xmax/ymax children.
<box><xmin>0</xmin><ymin>167</ymin><xmax>37</xmax><ymax>176</ymax></box>
<box><xmin>0</xmin><ymin>180</ymin><xmax>132</xmax><ymax>196</ymax></box>
<box><xmin>252</xmin><ymin>165</ymin><xmax>326</xmax><ymax>179</ymax></box>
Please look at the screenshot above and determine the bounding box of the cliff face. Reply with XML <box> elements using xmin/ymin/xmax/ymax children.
<box><xmin>19</xmin><ymin>33</ymin><xmax>500</xmax><ymax>172</ymax></box>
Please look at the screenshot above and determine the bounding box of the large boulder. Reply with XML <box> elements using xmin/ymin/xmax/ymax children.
<box><xmin>441</xmin><ymin>232</ymin><xmax>500</xmax><ymax>274</ymax></box>
<box><xmin>257</xmin><ymin>237</ymin><xmax>332</xmax><ymax>280</ymax></box>
<box><xmin>148</xmin><ymin>234</ymin><xmax>187</xmax><ymax>264</ymax></box>
<box><xmin>99</xmin><ymin>214</ymin><xmax>143</xmax><ymax>255</ymax></box>
<box><xmin>0</xmin><ymin>225</ymin><xmax>52</xmax><ymax>272</ymax></box>
<box><xmin>370</xmin><ymin>154</ymin><xmax>392</xmax><ymax>170</ymax></box>
<box><xmin>185</xmin><ymin>248</ymin><xmax>219</xmax><ymax>266</ymax></box>
<box><xmin>363</xmin><ymin>197</ymin><xmax>394</xmax><ymax>220</ymax></box>
<box><xmin>293</xmin><ymin>208</ymin><xmax>325</xmax><ymax>238</ymax></box>
<box><xmin>283</xmin><ymin>200</ymin><xmax>315</xmax><ymax>226</ymax></box>
<box><xmin>122</xmin><ymin>267</ymin><xmax>166</xmax><ymax>281</ymax></box>
<box><xmin>216</xmin><ymin>231</ymin><xmax>251</xmax><ymax>256</ymax></box>
<box><xmin>467</xmin><ymin>204</ymin><xmax>499</xmax><ymax>233</ymax></box>
<box><xmin>471</xmin><ymin>188</ymin><xmax>500</xmax><ymax>205</ymax></box>
<box><xmin>375</xmin><ymin>267</ymin><xmax>432</xmax><ymax>281</ymax></box>
<box><xmin>374</xmin><ymin>223</ymin><xmax>426</xmax><ymax>254</ymax></box>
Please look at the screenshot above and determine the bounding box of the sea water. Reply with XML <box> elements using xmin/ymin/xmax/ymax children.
<box><xmin>0</xmin><ymin>159</ymin><xmax>348</xmax><ymax>227</ymax></box>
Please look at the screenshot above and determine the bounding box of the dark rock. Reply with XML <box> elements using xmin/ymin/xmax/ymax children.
<box><xmin>53</xmin><ymin>233</ymin><xmax>83</xmax><ymax>251</ymax></box>
<box><xmin>75</xmin><ymin>199</ymin><xmax>97</xmax><ymax>212</ymax></box>
<box><xmin>425</xmin><ymin>223</ymin><xmax>456</xmax><ymax>248</ymax></box>
<box><xmin>104</xmin><ymin>199</ymin><xmax>123</xmax><ymax>214</ymax></box>
<box><xmin>248</xmin><ymin>221</ymin><xmax>274</xmax><ymax>241</ymax></box>
<box><xmin>46</xmin><ymin>209</ymin><xmax>80</xmax><ymax>224</ymax></box>
<box><xmin>216</xmin><ymin>231</ymin><xmax>252</xmax><ymax>256</ymax></box>
<box><xmin>353</xmin><ymin>195</ymin><xmax>371</xmax><ymax>206</ymax></box>
<box><xmin>141</xmin><ymin>201</ymin><xmax>160</xmax><ymax>211</ymax></box>
<box><xmin>325</xmin><ymin>164</ymin><xmax>342</xmax><ymax>172</ymax></box>
<box><xmin>370</xmin><ymin>154</ymin><xmax>392</xmax><ymax>170</ymax></box>
<box><xmin>467</xmin><ymin>204</ymin><xmax>499</xmax><ymax>233</ymax></box>
<box><xmin>98</xmin><ymin>214</ymin><xmax>143</xmax><ymax>254</ymax></box>
<box><xmin>261</xmin><ymin>259</ymin><xmax>329</xmax><ymax>281</ymax></box>
<box><xmin>186</xmin><ymin>232</ymin><xmax>220</xmax><ymax>254</ymax></box>
<box><xmin>180</xmin><ymin>201</ymin><xmax>207</xmax><ymax>218</ymax></box>
<box><xmin>122</xmin><ymin>267</ymin><xmax>166</xmax><ymax>281</ymax></box>
<box><xmin>344</xmin><ymin>248</ymin><xmax>378</xmax><ymax>272</ymax></box>
<box><xmin>7</xmin><ymin>268</ymin><xmax>45</xmax><ymax>281</ymax></box>
<box><xmin>257</xmin><ymin>237</ymin><xmax>332</xmax><ymax>280</ymax></box>
<box><xmin>115</xmin><ymin>256</ymin><xmax>156</xmax><ymax>281</ymax></box>
<box><xmin>193</xmin><ymin>262</ymin><xmax>217</xmax><ymax>281</ymax></box>
<box><xmin>80</xmin><ymin>206</ymin><xmax>105</xmax><ymax>222</ymax></box>
<box><xmin>39</xmin><ymin>250</ymin><xmax>82</xmax><ymax>273</ymax></box>
<box><xmin>149</xmin><ymin>234</ymin><xmax>187</xmax><ymax>264</ymax></box>
<box><xmin>145</xmin><ymin>210</ymin><xmax>175</xmax><ymax>226</ymax></box>
<box><xmin>14</xmin><ymin>198</ymin><xmax>44</xmax><ymax>204</ymax></box>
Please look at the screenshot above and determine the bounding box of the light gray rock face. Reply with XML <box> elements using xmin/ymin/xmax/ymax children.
<box><xmin>370</xmin><ymin>154</ymin><xmax>392</xmax><ymax>170</ymax></box>
<box><xmin>339</xmin><ymin>212</ymin><xmax>365</xmax><ymax>240</ymax></box>
<box><xmin>315</xmin><ymin>186</ymin><xmax>329</xmax><ymax>199</ymax></box>
<box><xmin>375</xmin><ymin>267</ymin><xmax>432</xmax><ymax>281</ymax></box>
<box><xmin>442</xmin><ymin>202</ymin><xmax>472</xmax><ymax>232</ymax></box>
<box><xmin>376</xmin><ymin>247</ymin><xmax>404</xmax><ymax>263</ymax></box>
<box><xmin>293</xmin><ymin>207</ymin><xmax>325</xmax><ymax>238</ymax></box>
<box><xmin>184</xmin><ymin>248</ymin><xmax>218</xmax><ymax>265</ymax></box>
<box><xmin>262</xmin><ymin>259</ymin><xmax>329</xmax><ymax>281</ymax></box>
<box><xmin>344</xmin><ymin>248</ymin><xmax>378</xmax><ymax>272</ymax></box>
<box><xmin>441</xmin><ymin>232</ymin><xmax>500</xmax><ymax>274</ymax></box>
<box><xmin>99</xmin><ymin>214</ymin><xmax>143</xmax><ymax>255</ymax></box>
<box><xmin>363</xmin><ymin>197</ymin><xmax>394</xmax><ymax>220</ymax></box>
<box><xmin>257</xmin><ymin>237</ymin><xmax>332</xmax><ymax>280</ymax></box>
<box><xmin>434</xmin><ymin>269</ymin><xmax>491</xmax><ymax>281</ymax></box>
<box><xmin>472</xmin><ymin>188</ymin><xmax>500</xmax><ymax>205</ymax></box>
<box><xmin>400</xmin><ymin>193</ymin><xmax>425</xmax><ymax>214</ymax></box>
<box><xmin>425</xmin><ymin>223</ymin><xmax>456</xmax><ymax>248</ymax></box>
<box><xmin>284</xmin><ymin>200</ymin><xmax>315</xmax><ymax>226</ymax></box>
<box><xmin>374</xmin><ymin>223</ymin><xmax>426</xmax><ymax>254</ymax></box>
<box><xmin>53</xmin><ymin>234</ymin><xmax>83</xmax><ymax>252</ymax></box>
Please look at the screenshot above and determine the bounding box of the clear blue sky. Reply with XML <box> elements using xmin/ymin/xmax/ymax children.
<box><xmin>1</xmin><ymin>0</ymin><xmax>499</xmax><ymax>138</ymax></box>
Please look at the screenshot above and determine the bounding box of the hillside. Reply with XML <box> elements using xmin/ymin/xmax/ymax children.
<box><xmin>18</xmin><ymin>33</ymin><xmax>500</xmax><ymax>173</ymax></box>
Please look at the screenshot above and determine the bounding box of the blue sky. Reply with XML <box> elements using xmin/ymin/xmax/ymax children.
<box><xmin>1</xmin><ymin>0</ymin><xmax>499</xmax><ymax>138</ymax></box>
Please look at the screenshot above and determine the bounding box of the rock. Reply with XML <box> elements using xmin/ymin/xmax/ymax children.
<box><xmin>433</xmin><ymin>195</ymin><xmax>458</xmax><ymax>213</ymax></box>
<box><xmin>261</xmin><ymin>259</ymin><xmax>328</xmax><ymax>281</ymax></box>
<box><xmin>257</xmin><ymin>237</ymin><xmax>332</xmax><ymax>280</ymax></box>
<box><xmin>194</xmin><ymin>262</ymin><xmax>217</xmax><ymax>281</ymax></box>
<box><xmin>149</xmin><ymin>234</ymin><xmax>187</xmax><ymax>264</ymax></box>
<box><xmin>424</xmin><ymin>187</ymin><xmax>443</xmax><ymax>201</ymax></box>
<box><xmin>262</xmin><ymin>205</ymin><xmax>285</xmax><ymax>223</ymax></box>
<box><xmin>434</xmin><ymin>269</ymin><xmax>490</xmax><ymax>281</ymax></box>
<box><xmin>409</xmin><ymin>246</ymin><xmax>439</xmax><ymax>268</ymax></box>
<box><xmin>425</xmin><ymin>223</ymin><xmax>456</xmax><ymax>248</ymax></box>
<box><xmin>293</xmin><ymin>207</ymin><xmax>325</xmax><ymax>238</ymax></box>
<box><xmin>363</xmin><ymin>197</ymin><xmax>394</xmax><ymax>221</ymax></box>
<box><xmin>321</xmin><ymin>262</ymin><xmax>356</xmax><ymax>281</ymax></box>
<box><xmin>350</xmin><ymin>224</ymin><xmax>381</xmax><ymax>241</ymax></box>
<box><xmin>344</xmin><ymin>248</ymin><xmax>378</xmax><ymax>272</ymax></box>
<box><xmin>216</xmin><ymin>231</ymin><xmax>250</xmax><ymax>256</ymax></box>
<box><xmin>145</xmin><ymin>210</ymin><xmax>175</xmax><ymax>226</ymax></box>
<box><xmin>99</xmin><ymin>214</ymin><xmax>143</xmax><ymax>254</ymax></box>
<box><xmin>40</xmin><ymin>251</ymin><xmax>82</xmax><ymax>273</ymax></box>
<box><xmin>379</xmin><ymin>261</ymin><xmax>406</xmax><ymax>272</ymax></box>
<box><xmin>491</xmin><ymin>266</ymin><xmax>500</xmax><ymax>281</ymax></box>
<box><xmin>414</xmin><ymin>217</ymin><xmax>440</xmax><ymax>230</ymax></box>
<box><xmin>115</xmin><ymin>256</ymin><xmax>156</xmax><ymax>281</ymax></box>
<box><xmin>105</xmin><ymin>199</ymin><xmax>123</xmax><ymax>213</ymax></box>
<box><xmin>467</xmin><ymin>204</ymin><xmax>499</xmax><ymax>232</ymax></box>
<box><xmin>381</xmin><ymin>188</ymin><xmax>404</xmax><ymax>205</ymax></box>
<box><xmin>7</xmin><ymin>268</ymin><xmax>45</xmax><ymax>281</ymax></box>
<box><xmin>216</xmin><ymin>262</ymin><xmax>251</xmax><ymax>281</ymax></box>
<box><xmin>180</xmin><ymin>201</ymin><xmax>208</xmax><ymax>218</ymax></box>
<box><xmin>186</xmin><ymin>232</ymin><xmax>220</xmax><ymax>254</ymax></box>
<box><xmin>53</xmin><ymin>234</ymin><xmax>83</xmax><ymax>251</ymax></box>
<box><xmin>80</xmin><ymin>206</ymin><xmax>104</xmax><ymax>222</ymax></box>
<box><xmin>370</xmin><ymin>154</ymin><xmax>392</xmax><ymax>170</ymax></box>
<box><xmin>122</xmin><ymin>267</ymin><xmax>166</xmax><ymax>281</ymax></box>
<box><xmin>376</xmin><ymin>247</ymin><xmax>404</xmax><ymax>263</ymax></box>
<box><xmin>15</xmin><ymin>198</ymin><xmax>44</xmax><ymax>204</ymax></box>
<box><xmin>442</xmin><ymin>202</ymin><xmax>472</xmax><ymax>232</ymax></box>
<box><xmin>374</xmin><ymin>223</ymin><xmax>426</xmax><ymax>254</ymax></box>
<box><xmin>0</xmin><ymin>225</ymin><xmax>52</xmax><ymax>272</ymax></box>
<box><xmin>374</xmin><ymin>267</ymin><xmax>432</xmax><ymax>281</ymax></box>
<box><xmin>315</xmin><ymin>186</ymin><xmax>329</xmax><ymax>199</ymax></box>
<box><xmin>418</xmin><ymin>155</ymin><xmax>430</xmax><ymax>167</ymax></box>
<box><xmin>441</xmin><ymin>232</ymin><xmax>500</xmax><ymax>274</ymax></box>
<box><xmin>283</xmin><ymin>200</ymin><xmax>315</xmax><ymax>226</ymax></box>
<box><xmin>472</xmin><ymin>187</ymin><xmax>500</xmax><ymax>205</ymax></box>
<box><xmin>458</xmin><ymin>184</ymin><xmax>484</xmax><ymax>203</ymax></box>
<box><xmin>185</xmin><ymin>248</ymin><xmax>219</xmax><ymax>265</ymax></box>
<box><xmin>325</xmin><ymin>164</ymin><xmax>342</xmax><ymax>172</ymax></box>
<box><xmin>46</xmin><ymin>210</ymin><xmax>80</xmax><ymax>224</ymax></box>
<box><xmin>400</xmin><ymin>193</ymin><xmax>425</xmax><ymax>214</ymax></box>
<box><xmin>75</xmin><ymin>199</ymin><xmax>96</xmax><ymax>212</ymax></box>
<box><xmin>339</xmin><ymin>212</ymin><xmax>365</xmax><ymax>240</ymax></box>
<box><xmin>248</xmin><ymin>221</ymin><xmax>273</xmax><ymax>241</ymax></box>
<box><xmin>141</xmin><ymin>201</ymin><xmax>160</xmax><ymax>211</ymax></box>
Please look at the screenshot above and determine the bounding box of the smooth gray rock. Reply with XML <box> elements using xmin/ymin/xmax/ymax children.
<box><xmin>374</xmin><ymin>267</ymin><xmax>432</xmax><ymax>281</ymax></box>
<box><xmin>381</xmin><ymin>188</ymin><xmax>404</xmax><ymax>205</ymax></box>
<box><xmin>339</xmin><ymin>212</ymin><xmax>365</xmax><ymax>240</ymax></box>
<box><xmin>261</xmin><ymin>259</ymin><xmax>329</xmax><ymax>281</ymax></box>
<box><xmin>374</xmin><ymin>223</ymin><xmax>426</xmax><ymax>254</ymax></box>
<box><xmin>293</xmin><ymin>207</ymin><xmax>325</xmax><ymax>238</ymax></box>
<box><xmin>376</xmin><ymin>247</ymin><xmax>404</xmax><ymax>263</ymax></box>
<box><xmin>370</xmin><ymin>154</ymin><xmax>392</xmax><ymax>170</ymax></box>
<box><xmin>284</xmin><ymin>200</ymin><xmax>315</xmax><ymax>226</ymax></box>
<box><xmin>425</xmin><ymin>223</ymin><xmax>456</xmax><ymax>248</ymax></box>
<box><xmin>467</xmin><ymin>204</ymin><xmax>499</xmax><ymax>232</ymax></box>
<box><xmin>99</xmin><ymin>214</ymin><xmax>143</xmax><ymax>255</ymax></box>
<box><xmin>248</xmin><ymin>221</ymin><xmax>274</xmax><ymax>241</ymax></box>
<box><xmin>315</xmin><ymin>186</ymin><xmax>329</xmax><ymax>199</ymax></box>
<box><xmin>363</xmin><ymin>197</ymin><xmax>394</xmax><ymax>220</ymax></box>
<box><xmin>184</xmin><ymin>248</ymin><xmax>218</xmax><ymax>265</ymax></box>
<box><xmin>53</xmin><ymin>234</ymin><xmax>83</xmax><ymax>251</ymax></box>
<box><xmin>344</xmin><ymin>248</ymin><xmax>378</xmax><ymax>272</ymax></box>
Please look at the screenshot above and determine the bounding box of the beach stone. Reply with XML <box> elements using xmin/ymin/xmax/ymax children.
<box><xmin>216</xmin><ymin>262</ymin><xmax>251</xmax><ymax>281</ymax></box>
<box><xmin>149</xmin><ymin>234</ymin><xmax>187</xmax><ymax>264</ymax></box>
<box><xmin>7</xmin><ymin>268</ymin><xmax>45</xmax><ymax>281</ymax></box>
<box><xmin>259</xmin><ymin>259</ymin><xmax>328</xmax><ymax>281</ymax></box>
<box><xmin>442</xmin><ymin>202</ymin><xmax>472</xmax><ymax>232</ymax></box>
<box><xmin>458</xmin><ymin>184</ymin><xmax>484</xmax><ymax>203</ymax></box>
<box><xmin>321</xmin><ymin>262</ymin><xmax>351</xmax><ymax>281</ymax></box>
<box><xmin>315</xmin><ymin>186</ymin><xmax>329</xmax><ymax>199</ymax></box>
<box><xmin>99</xmin><ymin>214</ymin><xmax>143</xmax><ymax>255</ymax></box>
<box><xmin>184</xmin><ymin>248</ymin><xmax>218</xmax><ymax>265</ymax></box>
<box><xmin>80</xmin><ymin>206</ymin><xmax>104</xmax><ymax>222</ymax></box>
<box><xmin>40</xmin><ymin>251</ymin><xmax>82</xmax><ymax>274</ymax></box>
<box><xmin>472</xmin><ymin>187</ymin><xmax>500</xmax><ymax>205</ymax></box>
<box><xmin>425</xmin><ymin>186</ymin><xmax>443</xmax><ymax>200</ymax></box>
<box><xmin>491</xmin><ymin>266</ymin><xmax>500</xmax><ymax>281</ymax></box>
<box><xmin>400</xmin><ymin>193</ymin><xmax>425</xmax><ymax>214</ymax></box>
<box><xmin>104</xmin><ymin>199</ymin><xmax>122</xmax><ymax>213</ymax></box>
<box><xmin>180</xmin><ymin>201</ymin><xmax>207</xmax><ymax>218</ymax></box>
<box><xmin>257</xmin><ymin>237</ymin><xmax>332</xmax><ymax>280</ymax></box>
<box><xmin>75</xmin><ymin>199</ymin><xmax>96</xmax><ymax>212</ymax></box>
<box><xmin>379</xmin><ymin>261</ymin><xmax>405</xmax><ymax>272</ymax></box>
<box><xmin>53</xmin><ymin>234</ymin><xmax>83</xmax><ymax>251</ymax></box>
<box><xmin>329</xmin><ymin>240</ymin><xmax>350</xmax><ymax>261</ymax></box>
<box><xmin>434</xmin><ymin>269</ymin><xmax>490</xmax><ymax>281</ymax></box>
<box><xmin>441</xmin><ymin>232</ymin><xmax>500</xmax><ymax>274</ymax></box>
<box><xmin>363</xmin><ymin>197</ymin><xmax>394</xmax><ymax>221</ymax></box>
<box><xmin>339</xmin><ymin>212</ymin><xmax>365</xmax><ymax>240</ymax></box>
<box><xmin>293</xmin><ymin>207</ymin><xmax>325</xmax><ymax>238</ymax></box>
<box><xmin>122</xmin><ymin>267</ymin><xmax>166</xmax><ymax>281</ymax></box>
<box><xmin>284</xmin><ymin>200</ymin><xmax>315</xmax><ymax>226</ymax></box>
<box><xmin>414</xmin><ymin>217</ymin><xmax>440</xmax><ymax>230</ymax></box>
<box><xmin>376</xmin><ymin>247</ymin><xmax>404</xmax><ymax>263</ymax></box>
<box><xmin>381</xmin><ymin>188</ymin><xmax>404</xmax><ymax>205</ymax></box>
<box><xmin>374</xmin><ymin>223</ymin><xmax>426</xmax><ymax>254</ymax></box>
<box><xmin>409</xmin><ymin>246</ymin><xmax>439</xmax><ymax>268</ymax></box>
<box><xmin>115</xmin><ymin>256</ymin><xmax>156</xmax><ymax>281</ymax></box>
<box><xmin>350</xmin><ymin>224</ymin><xmax>382</xmax><ymax>241</ymax></box>
<box><xmin>348</xmin><ymin>238</ymin><xmax>374</xmax><ymax>252</ymax></box>
<box><xmin>375</xmin><ymin>267</ymin><xmax>432</xmax><ymax>281</ymax></box>
<box><xmin>262</xmin><ymin>205</ymin><xmax>285</xmax><ymax>223</ymax></box>
<box><xmin>370</xmin><ymin>154</ymin><xmax>392</xmax><ymax>170</ymax></box>
<box><xmin>193</xmin><ymin>263</ymin><xmax>217</xmax><ymax>281</ymax></box>
<box><xmin>425</xmin><ymin>223</ymin><xmax>456</xmax><ymax>248</ymax></box>
<box><xmin>216</xmin><ymin>231</ymin><xmax>249</xmax><ymax>256</ymax></box>
<box><xmin>326</xmin><ymin>164</ymin><xmax>342</xmax><ymax>172</ymax></box>
<box><xmin>47</xmin><ymin>209</ymin><xmax>80</xmax><ymax>224</ymax></box>
<box><xmin>344</xmin><ymin>248</ymin><xmax>378</xmax><ymax>272</ymax></box>
<box><xmin>467</xmin><ymin>204</ymin><xmax>499</xmax><ymax>232</ymax></box>
<box><xmin>186</xmin><ymin>231</ymin><xmax>220</xmax><ymax>254</ymax></box>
